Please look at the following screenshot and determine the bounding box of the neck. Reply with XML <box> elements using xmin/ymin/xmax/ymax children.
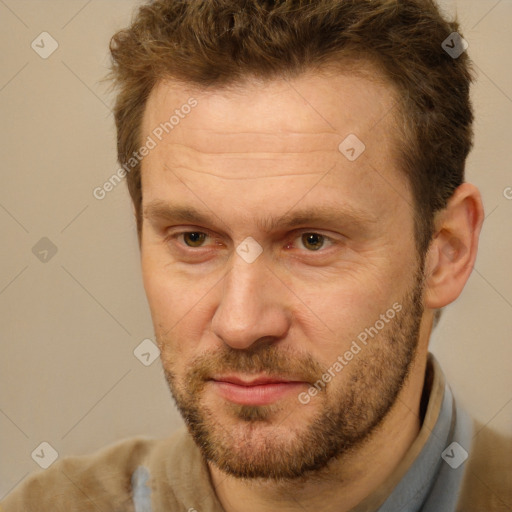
<box><xmin>208</xmin><ymin>348</ymin><xmax>428</xmax><ymax>512</ymax></box>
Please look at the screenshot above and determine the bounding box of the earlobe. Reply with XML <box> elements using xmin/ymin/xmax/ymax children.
<box><xmin>423</xmin><ymin>183</ymin><xmax>484</xmax><ymax>309</ymax></box>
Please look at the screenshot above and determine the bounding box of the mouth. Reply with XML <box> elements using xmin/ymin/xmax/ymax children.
<box><xmin>209</xmin><ymin>374</ymin><xmax>308</xmax><ymax>406</ymax></box>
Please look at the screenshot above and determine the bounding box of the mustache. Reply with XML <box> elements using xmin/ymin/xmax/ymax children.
<box><xmin>182</xmin><ymin>343</ymin><xmax>326</xmax><ymax>390</ymax></box>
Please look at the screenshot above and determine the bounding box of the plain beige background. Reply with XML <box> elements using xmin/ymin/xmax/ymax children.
<box><xmin>1</xmin><ymin>0</ymin><xmax>511</xmax><ymax>499</ymax></box>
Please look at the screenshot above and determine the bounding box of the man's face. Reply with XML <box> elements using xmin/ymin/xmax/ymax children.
<box><xmin>140</xmin><ymin>69</ymin><xmax>426</xmax><ymax>479</ymax></box>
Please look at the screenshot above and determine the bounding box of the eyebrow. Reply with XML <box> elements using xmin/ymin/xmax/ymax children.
<box><xmin>143</xmin><ymin>200</ymin><xmax>377</xmax><ymax>234</ymax></box>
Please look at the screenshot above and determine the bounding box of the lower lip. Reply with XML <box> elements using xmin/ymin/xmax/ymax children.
<box><xmin>211</xmin><ymin>381</ymin><xmax>306</xmax><ymax>406</ymax></box>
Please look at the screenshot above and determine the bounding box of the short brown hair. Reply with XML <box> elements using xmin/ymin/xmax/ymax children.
<box><xmin>108</xmin><ymin>0</ymin><xmax>474</xmax><ymax>255</ymax></box>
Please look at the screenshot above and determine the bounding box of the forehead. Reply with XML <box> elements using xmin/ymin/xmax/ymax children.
<box><xmin>139</xmin><ymin>67</ymin><xmax>412</xmax><ymax>235</ymax></box>
<box><xmin>143</xmin><ymin>66</ymin><xmax>399</xmax><ymax>150</ymax></box>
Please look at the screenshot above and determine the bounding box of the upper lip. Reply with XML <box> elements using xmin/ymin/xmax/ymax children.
<box><xmin>211</xmin><ymin>375</ymin><xmax>303</xmax><ymax>386</ymax></box>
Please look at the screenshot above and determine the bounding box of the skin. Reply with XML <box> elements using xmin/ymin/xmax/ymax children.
<box><xmin>139</xmin><ymin>67</ymin><xmax>484</xmax><ymax>512</ymax></box>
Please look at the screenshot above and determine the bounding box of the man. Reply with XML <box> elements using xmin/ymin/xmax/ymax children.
<box><xmin>1</xmin><ymin>0</ymin><xmax>511</xmax><ymax>511</ymax></box>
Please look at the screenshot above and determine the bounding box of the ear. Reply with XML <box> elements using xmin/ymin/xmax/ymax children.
<box><xmin>423</xmin><ymin>183</ymin><xmax>484</xmax><ymax>308</ymax></box>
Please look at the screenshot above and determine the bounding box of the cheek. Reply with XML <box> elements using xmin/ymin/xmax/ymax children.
<box><xmin>142</xmin><ymin>272</ymin><xmax>191</xmax><ymax>369</ymax></box>
<box><xmin>141</xmin><ymin>253</ymin><xmax>185</xmax><ymax>351</ymax></box>
<box><xmin>284</xmin><ymin>266</ymin><xmax>408</xmax><ymax>371</ymax></box>
<box><xmin>142</xmin><ymin>253</ymin><xmax>170</xmax><ymax>320</ymax></box>
<box><xmin>141</xmin><ymin>253</ymin><xmax>219</xmax><ymax>361</ymax></box>
<box><xmin>288</xmin><ymin>262</ymin><xmax>396</xmax><ymax>329</ymax></box>
<box><xmin>142</xmin><ymin>241</ymin><xmax>190</xmax><ymax>319</ymax></box>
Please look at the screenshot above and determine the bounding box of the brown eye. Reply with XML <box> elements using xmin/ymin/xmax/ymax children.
<box><xmin>183</xmin><ymin>232</ymin><xmax>207</xmax><ymax>247</ymax></box>
<box><xmin>301</xmin><ymin>233</ymin><xmax>325</xmax><ymax>251</ymax></box>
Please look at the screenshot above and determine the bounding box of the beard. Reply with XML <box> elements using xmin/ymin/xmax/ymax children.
<box><xmin>160</xmin><ymin>263</ymin><xmax>426</xmax><ymax>481</ymax></box>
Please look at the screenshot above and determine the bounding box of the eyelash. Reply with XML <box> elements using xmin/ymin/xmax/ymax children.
<box><xmin>165</xmin><ymin>230</ymin><xmax>336</xmax><ymax>254</ymax></box>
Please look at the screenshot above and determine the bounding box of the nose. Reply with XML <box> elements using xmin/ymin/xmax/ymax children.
<box><xmin>211</xmin><ymin>253</ymin><xmax>291</xmax><ymax>350</ymax></box>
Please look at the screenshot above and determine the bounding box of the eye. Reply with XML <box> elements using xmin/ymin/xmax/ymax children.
<box><xmin>296</xmin><ymin>233</ymin><xmax>331</xmax><ymax>251</ymax></box>
<box><xmin>181</xmin><ymin>232</ymin><xmax>209</xmax><ymax>248</ymax></box>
